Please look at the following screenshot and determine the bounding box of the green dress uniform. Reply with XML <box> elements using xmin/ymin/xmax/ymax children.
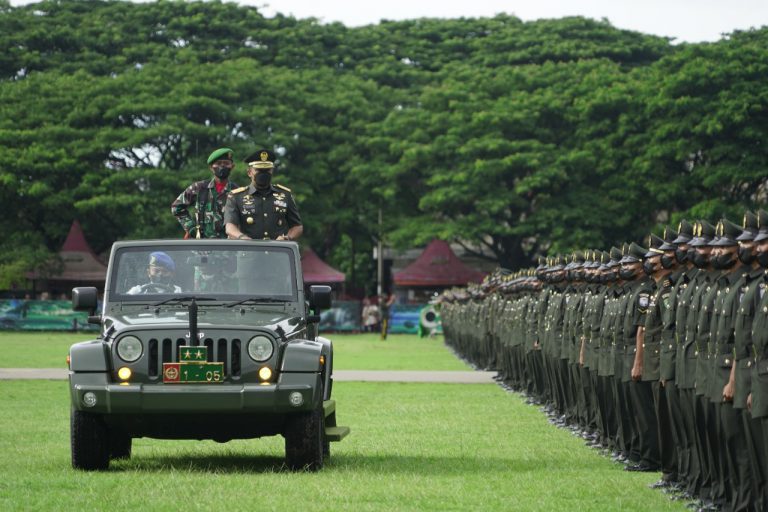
<box><xmin>223</xmin><ymin>183</ymin><xmax>302</xmax><ymax>240</ymax></box>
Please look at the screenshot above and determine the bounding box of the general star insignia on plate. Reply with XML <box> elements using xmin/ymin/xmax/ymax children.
<box><xmin>163</xmin><ymin>346</ymin><xmax>224</xmax><ymax>383</ymax></box>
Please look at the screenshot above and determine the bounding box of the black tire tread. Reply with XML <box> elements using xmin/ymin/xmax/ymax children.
<box><xmin>71</xmin><ymin>410</ymin><xmax>110</xmax><ymax>471</ymax></box>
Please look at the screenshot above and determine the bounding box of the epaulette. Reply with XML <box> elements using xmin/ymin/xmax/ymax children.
<box><xmin>275</xmin><ymin>184</ymin><xmax>292</xmax><ymax>193</ymax></box>
<box><xmin>230</xmin><ymin>186</ymin><xmax>248</xmax><ymax>194</ymax></box>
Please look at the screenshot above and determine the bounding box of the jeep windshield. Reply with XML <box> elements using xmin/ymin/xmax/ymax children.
<box><xmin>109</xmin><ymin>245</ymin><xmax>298</xmax><ymax>303</ymax></box>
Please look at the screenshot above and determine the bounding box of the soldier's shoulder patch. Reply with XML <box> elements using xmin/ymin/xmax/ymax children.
<box><xmin>638</xmin><ymin>293</ymin><xmax>650</xmax><ymax>308</ymax></box>
<box><xmin>230</xmin><ymin>186</ymin><xmax>248</xmax><ymax>194</ymax></box>
<box><xmin>275</xmin><ymin>183</ymin><xmax>292</xmax><ymax>193</ymax></box>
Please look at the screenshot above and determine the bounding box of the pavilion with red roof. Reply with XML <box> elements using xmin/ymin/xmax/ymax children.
<box><xmin>28</xmin><ymin>220</ymin><xmax>107</xmax><ymax>296</ymax></box>
<box><xmin>301</xmin><ymin>247</ymin><xmax>345</xmax><ymax>285</ymax></box>
<box><xmin>393</xmin><ymin>239</ymin><xmax>485</xmax><ymax>288</ymax></box>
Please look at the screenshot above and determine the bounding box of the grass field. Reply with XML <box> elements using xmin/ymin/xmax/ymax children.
<box><xmin>0</xmin><ymin>332</ymin><xmax>686</xmax><ymax>511</ymax></box>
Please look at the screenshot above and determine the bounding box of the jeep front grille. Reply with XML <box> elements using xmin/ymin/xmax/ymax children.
<box><xmin>147</xmin><ymin>337</ymin><xmax>242</xmax><ymax>380</ymax></box>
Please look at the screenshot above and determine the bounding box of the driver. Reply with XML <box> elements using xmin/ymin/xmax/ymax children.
<box><xmin>127</xmin><ymin>252</ymin><xmax>182</xmax><ymax>294</ymax></box>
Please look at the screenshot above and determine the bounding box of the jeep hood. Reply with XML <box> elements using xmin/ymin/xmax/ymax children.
<box><xmin>103</xmin><ymin>309</ymin><xmax>301</xmax><ymax>334</ymax></box>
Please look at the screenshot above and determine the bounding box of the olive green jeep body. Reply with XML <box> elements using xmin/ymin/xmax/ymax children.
<box><xmin>69</xmin><ymin>239</ymin><xmax>349</xmax><ymax>471</ymax></box>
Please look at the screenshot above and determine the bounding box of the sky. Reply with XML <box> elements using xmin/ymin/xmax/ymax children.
<box><xmin>249</xmin><ymin>0</ymin><xmax>768</xmax><ymax>43</ymax></box>
<box><xmin>7</xmin><ymin>0</ymin><xmax>768</xmax><ymax>43</ymax></box>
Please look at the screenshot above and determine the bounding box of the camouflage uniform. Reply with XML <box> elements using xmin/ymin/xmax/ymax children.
<box><xmin>172</xmin><ymin>179</ymin><xmax>239</xmax><ymax>239</ymax></box>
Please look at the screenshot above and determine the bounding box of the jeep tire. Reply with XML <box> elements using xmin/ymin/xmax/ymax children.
<box><xmin>284</xmin><ymin>400</ymin><xmax>325</xmax><ymax>471</ymax></box>
<box><xmin>71</xmin><ymin>410</ymin><xmax>110</xmax><ymax>470</ymax></box>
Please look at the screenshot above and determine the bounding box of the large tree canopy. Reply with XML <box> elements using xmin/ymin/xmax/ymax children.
<box><xmin>0</xmin><ymin>0</ymin><xmax>766</xmax><ymax>289</ymax></box>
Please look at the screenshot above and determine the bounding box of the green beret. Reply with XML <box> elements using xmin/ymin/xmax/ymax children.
<box><xmin>207</xmin><ymin>148</ymin><xmax>234</xmax><ymax>165</ymax></box>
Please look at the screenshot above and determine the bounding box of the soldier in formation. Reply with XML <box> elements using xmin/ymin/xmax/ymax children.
<box><xmin>441</xmin><ymin>212</ymin><xmax>768</xmax><ymax>512</ymax></box>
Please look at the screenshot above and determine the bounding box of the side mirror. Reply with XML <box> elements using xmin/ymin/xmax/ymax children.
<box><xmin>72</xmin><ymin>287</ymin><xmax>98</xmax><ymax>314</ymax></box>
<box><xmin>308</xmin><ymin>285</ymin><xmax>331</xmax><ymax>311</ymax></box>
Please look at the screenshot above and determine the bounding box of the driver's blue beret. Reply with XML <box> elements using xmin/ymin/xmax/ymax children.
<box><xmin>149</xmin><ymin>252</ymin><xmax>175</xmax><ymax>272</ymax></box>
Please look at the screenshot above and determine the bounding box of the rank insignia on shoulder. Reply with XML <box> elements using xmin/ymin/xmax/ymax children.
<box><xmin>231</xmin><ymin>186</ymin><xmax>248</xmax><ymax>194</ymax></box>
<box><xmin>275</xmin><ymin>183</ymin><xmax>292</xmax><ymax>193</ymax></box>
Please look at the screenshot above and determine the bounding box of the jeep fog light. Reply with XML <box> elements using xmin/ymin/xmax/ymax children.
<box><xmin>116</xmin><ymin>336</ymin><xmax>143</xmax><ymax>362</ymax></box>
<box><xmin>83</xmin><ymin>392</ymin><xmax>97</xmax><ymax>408</ymax></box>
<box><xmin>247</xmin><ymin>335</ymin><xmax>274</xmax><ymax>362</ymax></box>
<box><xmin>289</xmin><ymin>392</ymin><xmax>304</xmax><ymax>407</ymax></box>
<box><xmin>117</xmin><ymin>367</ymin><xmax>132</xmax><ymax>381</ymax></box>
<box><xmin>258</xmin><ymin>366</ymin><xmax>272</xmax><ymax>382</ymax></box>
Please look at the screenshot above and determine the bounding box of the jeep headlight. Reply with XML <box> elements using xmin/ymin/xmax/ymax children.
<box><xmin>116</xmin><ymin>336</ymin><xmax>143</xmax><ymax>362</ymax></box>
<box><xmin>247</xmin><ymin>335</ymin><xmax>274</xmax><ymax>362</ymax></box>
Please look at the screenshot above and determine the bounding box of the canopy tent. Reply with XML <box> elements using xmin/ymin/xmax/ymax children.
<box><xmin>301</xmin><ymin>247</ymin><xmax>345</xmax><ymax>284</ymax></box>
<box><xmin>393</xmin><ymin>239</ymin><xmax>485</xmax><ymax>287</ymax></box>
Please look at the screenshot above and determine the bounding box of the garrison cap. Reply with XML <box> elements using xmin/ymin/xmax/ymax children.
<box><xmin>586</xmin><ymin>250</ymin><xmax>601</xmax><ymax>269</ymax></box>
<box><xmin>754</xmin><ymin>210</ymin><xmax>768</xmax><ymax>242</ymax></box>
<box><xmin>672</xmin><ymin>219</ymin><xmax>694</xmax><ymax>244</ymax></box>
<box><xmin>207</xmin><ymin>147</ymin><xmax>234</xmax><ymax>165</ymax></box>
<box><xmin>598</xmin><ymin>251</ymin><xmax>611</xmax><ymax>270</ymax></box>
<box><xmin>659</xmin><ymin>226</ymin><xmax>678</xmax><ymax>251</ymax></box>
<box><xmin>547</xmin><ymin>255</ymin><xmax>566</xmax><ymax>271</ymax></box>
<box><xmin>244</xmin><ymin>149</ymin><xmax>275</xmax><ymax>169</ymax></box>
<box><xmin>644</xmin><ymin>234</ymin><xmax>665</xmax><ymax>258</ymax></box>
<box><xmin>620</xmin><ymin>242</ymin><xmax>647</xmax><ymax>264</ymax></box>
<box><xmin>608</xmin><ymin>246</ymin><xmax>623</xmax><ymax>268</ymax></box>
<box><xmin>149</xmin><ymin>251</ymin><xmax>175</xmax><ymax>272</ymax></box>
<box><xmin>565</xmin><ymin>251</ymin><xmax>585</xmax><ymax>271</ymax></box>
<box><xmin>712</xmin><ymin>218</ymin><xmax>741</xmax><ymax>247</ymax></box>
<box><xmin>689</xmin><ymin>220</ymin><xmax>715</xmax><ymax>247</ymax></box>
<box><xmin>736</xmin><ymin>211</ymin><xmax>758</xmax><ymax>241</ymax></box>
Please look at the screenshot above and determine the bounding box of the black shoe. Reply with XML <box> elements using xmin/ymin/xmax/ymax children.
<box><xmin>624</xmin><ymin>463</ymin><xmax>659</xmax><ymax>472</ymax></box>
<box><xmin>649</xmin><ymin>479</ymin><xmax>671</xmax><ymax>489</ymax></box>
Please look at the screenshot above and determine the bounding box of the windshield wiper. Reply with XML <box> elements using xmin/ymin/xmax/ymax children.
<box><xmin>225</xmin><ymin>297</ymin><xmax>290</xmax><ymax>308</ymax></box>
<box><xmin>150</xmin><ymin>296</ymin><xmax>218</xmax><ymax>307</ymax></box>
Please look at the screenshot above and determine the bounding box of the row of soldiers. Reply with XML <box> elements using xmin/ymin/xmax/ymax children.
<box><xmin>441</xmin><ymin>212</ymin><xmax>768</xmax><ymax>512</ymax></box>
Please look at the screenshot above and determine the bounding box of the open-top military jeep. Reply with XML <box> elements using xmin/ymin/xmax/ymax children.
<box><xmin>69</xmin><ymin>239</ymin><xmax>349</xmax><ymax>471</ymax></box>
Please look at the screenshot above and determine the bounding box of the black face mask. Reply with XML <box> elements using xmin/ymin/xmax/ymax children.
<box><xmin>549</xmin><ymin>271</ymin><xmax>565</xmax><ymax>283</ymax></box>
<box><xmin>691</xmin><ymin>251</ymin><xmax>709</xmax><ymax>269</ymax></box>
<box><xmin>757</xmin><ymin>251</ymin><xmax>768</xmax><ymax>268</ymax></box>
<box><xmin>675</xmin><ymin>249</ymin><xmax>687</xmax><ymax>264</ymax></box>
<box><xmin>643</xmin><ymin>261</ymin><xmax>656</xmax><ymax>276</ymax></box>
<box><xmin>255</xmin><ymin>171</ymin><xmax>272</xmax><ymax>187</ymax></box>
<box><xmin>213</xmin><ymin>166</ymin><xmax>232</xmax><ymax>179</ymax></box>
<box><xmin>619</xmin><ymin>267</ymin><xmax>636</xmax><ymax>280</ymax></box>
<box><xmin>661</xmin><ymin>255</ymin><xmax>676</xmax><ymax>269</ymax></box>
<box><xmin>604</xmin><ymin>270</ymin><xmax>618</xmax><ymax>282</ymax></box>
<box><xmin>712</xmin><ymin>252</ymin><xmax>736</xmax><ymax>270</ymax></box>
<box><xmin>738</xmin><ymin>246</ymin><xmax>756</xmax><ymax>265</ymax></box>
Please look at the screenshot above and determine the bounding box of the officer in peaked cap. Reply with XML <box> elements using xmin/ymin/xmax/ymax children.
<box><xmin>620</xmin><ymin>241</ymin><xmax>658</xmax><ymax>472</ymax></box>
<box><xmin>638</xmin><ymin>233</ymin><xmax>677</xmax><ymax>485</ymax></box>
<box><xmin>748</xmin><ymin>209</ymin><xmax>768</xmax><ymax>511</ymax></box>
<box><xmin>224</xmin><ymin>148</ymin><xmax>303</xmax><ymax>241</ymax></box>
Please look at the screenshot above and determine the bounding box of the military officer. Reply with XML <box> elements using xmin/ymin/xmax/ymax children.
<box><xmin>620</xmin><ymin>242</ymin><xmax>656</xmax><ymax>471</ymax></box>
<box><xmin>640</xmin><ymin>231</ymin><xmax>679</xmax><ymax>489</ymax></box>
<box><xmin>224</xmin><ymin>149</ymin><xmax>303</xmax><ymax>241</ymax></box>
<box><xmin>172</xmin><ymin>147</ymin><xmax>239</xmax><ymax>239</ymax></box>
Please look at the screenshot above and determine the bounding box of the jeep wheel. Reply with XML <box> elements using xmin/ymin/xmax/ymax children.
<box><xmin>284</xmin><ymin>402</ymin><xmax>325</xmax><ymax>471</ymax></box>
<box><xmin>110</xmin><ymin>430</ymin><xmax>132</xmax><ymax>460</ymax></box>
<box><xmin>71</xmin><ymin>410</ymin><xmax>110</xmax><ymax>470</ymax></box>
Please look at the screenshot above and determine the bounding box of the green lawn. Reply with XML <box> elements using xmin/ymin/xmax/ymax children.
<box><xmin>0</xmin><ymin>331</ymin><xmax>686</xmax><ymax>511</ymax></box>
<box><xmin>0</xmin><ymin>332</ymin><xmax>469</xmax><ymax>371</ymax></box>
<box><xmin>0</xmin><ymin>380</ymin><xmax>685</xmax><ymax>512</ymax></box>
